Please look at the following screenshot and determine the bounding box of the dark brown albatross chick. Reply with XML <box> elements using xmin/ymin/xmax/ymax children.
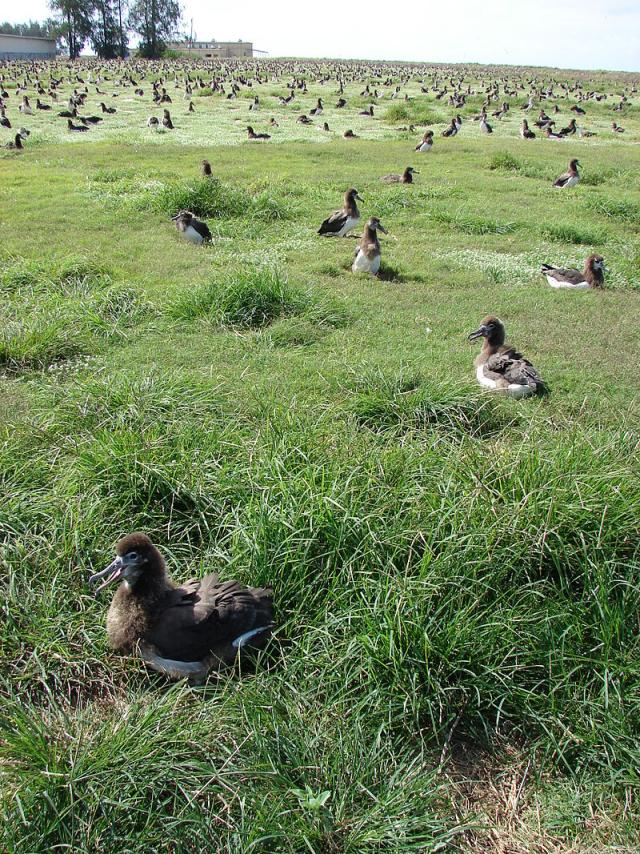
<box><xmin>90</xmin><ymin>533</ymin><xmax>274</xmax><ymax>682</ymax></box>
<box><xmin>380</xmin><ymin>166</ymin><xmax>418</xmax><ymax>184</ymax></box>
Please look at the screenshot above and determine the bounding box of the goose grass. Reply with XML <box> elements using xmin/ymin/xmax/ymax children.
<box><xmin>583</xmin><ymin>194</ymin><xmax>640</xmax><ymax>222</ymax></box>
<box><xmin>0</xmin><ymin>257</ymin><xmax>151</xmax><ymax>371</ymax></box>
<box><xmin>1</xmin><ymin>58</ymin><xmax>640</xmax><ymax>853</ymax></box>
<box><xmin>145</xmin><ymin>176</ymin><xmax>297</xmax><ymax>221</ymax></box>
<box><xmin>430</xmin><ymin>208</ymin><xmax>518</xmax><ymax>235</ymax></box>
<box><xmin>540</xmin><ymin>221</ymin><xmax>609</xmax><ymax>245</ymax></box>
<box><xmin>171</xmin><ymin>265</ymin><xmax>349</xmax><ymax>330</ymax></box>
<box><xmin>347</xmin><ymin>370</ymin><xmax>514</xmax><ymax>437</ymax></box>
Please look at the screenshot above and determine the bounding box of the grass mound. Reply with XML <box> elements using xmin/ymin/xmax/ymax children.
<box><xmin>487</xmin><ymin>152</ymin><xmax>547</xmax><ymax>180</ymax></box>
<box><xmin>144</xmin><ymin>177</ymin><xmax>295</xmax><ymax>221</ymax></box>
<box><xmin>348</xmin><ymin>370</ymin><xmax>512</xmax><ymax>438</ymax></box>
<box><xmin>488</xmin><ymin>151</ymin><xmax>521</xmax><ymax>172</ymax></box>
<box><xmin>583</xmin><ymin>195</ymin><xmax>640</xmax><ymax>221</ymax></box>
<box><xmin>540</xmin><ymin>222</ymin><xmax>608</xmax><ymax>245</ymax></box>
<box><xmin>0</xmin><ymin>256</ymin><xmax>112</xmax><ymax>295</ymax></box>
<box><xmin>173</xmin><ymin>266</ymin><xmax>350</xmax><ymax>330</ymax></box>
<box><xmin>383</xmin><ymin>101</ymin><xmax>443</xmax><ymax>126</ymax></box>
<box><xmin>579</xmin><ymin>167</ymin><xmax>631</xmax><ymax>187</ymax></box>
<box><xmin>431</xmin><ymin>207</ymin><xmax>517</xmax><ymax>235</ymax></box>
<box><xmin>0</xmin><ymin>257</ymin><xmax>151</xmax><ymax>371</ymax></box>
<box><xmin>8</xmin><ymin>372</ymin><xmax>248</xmax><ymax>552</ymax></box>
<box><xmin>47</xmin><ymin>370</ymin><xmax>229</xmax><ymax>433</ymax></box>
<box><xmin>91</xmin><ymin>167</ymin><xmax>138</xmax><ymax>184</ymax></box>
<box><xmin>151</xmin><ymin>177</ymin><xmax>248</xmax><ymax>218</ymax></box>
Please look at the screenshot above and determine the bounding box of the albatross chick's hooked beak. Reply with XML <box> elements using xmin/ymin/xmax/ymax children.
<box><xmin>467</xmin><ymin>325</ymin><xmax>489</xmax><ymax>341</ymax></box>
<box><xmin>377</xmin><ymin>223</ymin><xmax>388</xmax><ymax>234</ymax></box>
<box><xmin>89</xmin><ymin>556</ymin><xmax>125</xmax><ymax>593</ymax></box>
<box><xmin>355</xmin><ymin>193</ymin><xmax>364</xmax><ymax>201</ymax></box>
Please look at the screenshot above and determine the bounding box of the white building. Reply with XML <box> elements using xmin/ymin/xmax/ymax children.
<box><xmin>0</xmin><ymin>33</ymin><xmax>57</xmax><ymax>60</ymax></box>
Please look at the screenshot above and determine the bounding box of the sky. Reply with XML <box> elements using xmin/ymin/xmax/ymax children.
<box><xmin>4</xmin><ymin>0</ymin><xmax>639</xmax><ymax>72</ymax></box>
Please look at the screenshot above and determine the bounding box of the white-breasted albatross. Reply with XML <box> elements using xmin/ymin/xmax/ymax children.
<box><xmin>318</xmin><ymin>188</ymin><xmax>363</xmax><ymax>237</ymax></box>
<box><xmin>541</xmin><ymin>254</ymin><xmax>606</xmax><ymax>289</ymax></box>
<box><xmin>553</xmin><ymin>159</ymin><xmax>580</xmax><ymax>188</ymax></box>
<box><xmin>415</xmin><ymin>130</ymin><xmax>434</xmax><ymax>152</ymax></box>
<box><xmin>468</xmin><ymin>316</ymin><xmax>545</xmax><ymax>397</ymax></box>
<box><xmin>352</xmin><ymin>217</ymin><xmax>388</xmax><ymax>276</ymax></box>
<box><xmin>171</xmin><ymin>210</ymin><xmax>212</xmax><ymax>244</ymax></box>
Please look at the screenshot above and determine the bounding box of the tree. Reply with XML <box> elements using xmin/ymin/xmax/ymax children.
<box><xmin>128</xmin><ymin>0</ymin><xmax>181</xmax><ymax>59</ymax></box>
<box><xmin>0</xmin><ymin>20</ymin><xmax>53</xmax><ymax>37</ymax></box>
<box><xmin>89</xmin><ymin>0</ymin><xmax>122</xmax><ymax>58</ymax></box>
<box><xmin>114</xmin><ymin>0</ymin><xmax>127</xmax><ymax>58</ymax></box>
<box><xmin>48</xmin><ymin>0</ymin><xmax>93</xmax><ymax>58</ymax></box>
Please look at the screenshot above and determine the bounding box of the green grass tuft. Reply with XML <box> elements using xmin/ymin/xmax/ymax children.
<box><xmin>487</xmin><ymin>151</ymin><xmax>547</xmax><ymax>179</ymax></box>
<box><xmin>540</xmin><ymin>222</ymin><xmax>608</xmax><ymax>245</ymax></box>
<box><xmin>172</xmin><ymin>266</ymin><xmax>349</xmax><ymax>331</ymax></box>
<box><xmin>0</xmin><ymin>257</ymin><xmax>151</xmax><ymax>371</ymax></box>
<box><xmin>141</xmin><ymin>177</ymin><xmax>295</xmax><ymax>221</ymax></box>
<box><xmin>431</xmin><ymin>208</ymin><xmax>517</xmax><ymax>235</ymax></box>
<box><xmin>488</xmin><ymin>151</ymin><xmax>522</xmax><ymax>171</ymax></box>
<box><xmin>0</xmin><ymin>255</ymin><xmax>112</xmax><ymax>295</ymax></box>
<box><xmin>172</xmin><ymin>266</ymin><xmax>305</xmax><ymax>327</ymax></box>
<box><xmin>383</xmin><ymin>102</ymin><xmax>442</xmax><ymax>126</ymax></box>
<box><xmin>583</xmin><ymin>195</ymin><xmax>640</xmax><ymax>221</ymax></box>
<box><xmin>348</xmin><ymin>370</ymin><xmax>512</xmax><ymax>437</ymax></box>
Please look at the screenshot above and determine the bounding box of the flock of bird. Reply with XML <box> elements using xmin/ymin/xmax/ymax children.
<box><xmin>1</xmin><ymin>57</ymin><xmax>635</xmax><ymax>149</ymax></box>
<box><xmin>2</xmin><ymin>57</ymin><xmax>635</xmax><ymax>681</ymax></box>
<box><xmin>175</xmin><ymin>148</ymin><xmax>603</xmax><ymax>403</ymax></box>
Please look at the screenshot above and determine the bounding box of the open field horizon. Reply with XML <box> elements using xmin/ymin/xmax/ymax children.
<box><xmin>1</xmin><ymin>57</ymin><xmax>639</xmax><ymax>852</ymax></box>
<box><xmin>268</xmin><ymin>59</ymin><xmax>640</xmax><ymax>75</ymax></box>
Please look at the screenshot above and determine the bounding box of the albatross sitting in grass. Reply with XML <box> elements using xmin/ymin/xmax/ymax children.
<box><xmin>246</xmin><ymin>125</ymin><xmax>271</xmax><ymax>140</ymax></box>
<box><xmin>4</xmin><ymin>132</ymin><xmax>24</xmax><ymax>150</ymax></box>
<box><xmin>318</xmin><ymin>188</ymin><xmax>363</xmax><ymax>237</ymax></box>
<box><xmin>468</xmin><ymin>316</ymin><xmax>545</xmax><ymax>397</ymax></box>
<box><xmin>415</xmin><ymin>130</ymin><xmax>434</xmax><ymax>152</ymax></box>
<box><xmin>553</xmin><ymin>159</ymin><xmax>580</xmax><ymax>188</ymax></box>
<box><xmin>541</xmin><ymin>254</ymin><xmax>606</xmax><ymax>289</ymax></box>
<box><xmin>171</xmin><ymin>210</ymin><xmax>212</xmax><ymax>244</ymax></box>
<box><xmin>352</xmin><ymin>217</ymin><xmax>388</xmax><ymax>276</ymax></box>
<box><xmin>380</xmin><ymin>166</ymin><xmax>418</xmax><ymax>184</ymax></box>
<box><xmin>89</xmin><ymin>533</ymin><xmax>274</xmax><ymax>683</ymax></box>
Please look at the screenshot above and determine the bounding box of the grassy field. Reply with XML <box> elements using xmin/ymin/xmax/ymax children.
<box><xmin>1</xmin><ymin>59</ymin><xmax>640</xmax><ymax>852</ymax></box>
